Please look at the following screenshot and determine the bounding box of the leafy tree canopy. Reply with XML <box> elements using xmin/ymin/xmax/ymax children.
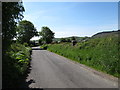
<box><xmin>71</xmin><ymin>36</ymin><xmax>76</xmax><ymax>41</ymax></box>
<box><xmin>2</xmin><ymin>2</ymin><xmax>25</xmax><ymax>50</ymax></box>
<box><xmin>60</xmin><ymin>38</ymin><xmax>66</xmax><ymax>42</ymax></box>
<box><xmin>17</xmin><ymin>20</ymin><xmax>39</xmax><ymax>44</ymax></box>
<box><xmin>39</xmin><ymin>26</ymin><xmax>54</xmax><ymax>44</ymax></box>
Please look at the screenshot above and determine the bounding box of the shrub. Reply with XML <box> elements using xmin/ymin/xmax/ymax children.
<box><xmin>40</xmin><ymin>44</ymin><xmax>48</xmax><ymax>50</ymax></box>
<box><xmin>3</xmin><ymin>43</ymin><xmax>32</xmax><ymax>88</ymax></box>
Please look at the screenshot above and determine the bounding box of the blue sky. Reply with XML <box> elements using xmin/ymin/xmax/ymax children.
<box><xmin>22</xmin><ymin>2</ymin><xmax>118</xmax><ymax>40</ymax></box>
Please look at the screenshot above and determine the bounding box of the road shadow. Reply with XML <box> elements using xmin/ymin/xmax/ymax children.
<box><xmin>32</xmin><ymin>48</ymin><xmax>44</xmax><ymax>50</ymax></box>
<box><xmin>18</xmin><ymin>54</ymin><xmax>44</xmax><ymax>90</ymax></box>
<box><xmin>26</xmin><ymin>79</ymin><xmax>35</xmax><ymax>85</ymax></box>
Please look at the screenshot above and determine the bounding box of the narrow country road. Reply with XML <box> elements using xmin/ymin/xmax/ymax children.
<box><xmin>25</xmin><ymin>47</ymin><xmax>118</xmax><ymax>88</ymax></box>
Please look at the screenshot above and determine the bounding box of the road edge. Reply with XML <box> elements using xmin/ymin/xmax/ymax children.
<box><xmin>47</xmin><ymin>50</ymin><xmax>118</xmax><ymax>83</ymax></box>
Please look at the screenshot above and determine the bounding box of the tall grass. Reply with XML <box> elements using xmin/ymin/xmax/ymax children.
<box><xmin>47</xmin><ymin>35</ymin><xmax>119</xmax><ymax>77</ymax></box>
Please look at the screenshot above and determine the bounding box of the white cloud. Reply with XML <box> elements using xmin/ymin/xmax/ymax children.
<box><xmin>22</xmin><ymin>11</ymin><xmax>118</xmax><ymax>38</ymax></box>
<box><xmin>51</xmin><ymin>23</ymin><xmax>118</xmax><ymax>38</ymax></box>
<box><xmin>22</xmin><ymin>2</ymin><xmax>117</xmax><ymax>39</ymax></box>
<box><xmin>55</xmin><ymin>31</ymin><xmax>81</xmax><ymax>38</ymax></box>
<box><xmin>50</xmin><ymin>26</ymin><xmax>94</xmax><ymax>38</ymax></box>
<box><xmin>29</xmin><ymin>23</ymin><xmax>117</xmax><ymax>40</ymax></box>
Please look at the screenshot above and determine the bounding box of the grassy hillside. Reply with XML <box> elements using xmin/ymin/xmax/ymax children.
<box><xmin>47</xmin><ymin>31</ymin><xmax>119</xmax><ymax>77</ymax></box>
<box><xmin>92</xmin><ymin>30</ymin><xmax>119</xmax><ymax>38</ymax></box>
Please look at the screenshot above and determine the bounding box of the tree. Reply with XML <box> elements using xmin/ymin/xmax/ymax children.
<box><xmin>2</xmin><ymin>2</ymin><xmax>25</xmax><ymax>50</ymax></box>
<box><xmin>2</xmin><ymin>1</ymin><xmax>25</xmax><ymax>88</ymax></box>
<box><xmin>60</xmin><ymin>38</ymin><xmax>66</xmax><ymax>42</ymax></box>
<box><xmin>39</xmin><ymin>26</ymin><xmax>54</xmax><ymax>44</ymax></box>
<box><xmin>16</xmin><ymin>20</ymin><xmax>38</xmax><ymax>44</ymax></box>
<box><xmin>71</xmin><ymin>36</ymin><xmax>76</xmax><ymax>41</ymax></box>
<box><xmin>71</xmin><ymin>36</ymin><xmax>77</xmax><ymax>46</ymax></box>
<box><xmin>66</xmin><ymin>38</ymin><xmax>71</xmax><ymax>42</ymax></box>
<box><xmin>38</xmin><ymin>39</ymin><xmax>43</xmax><ymax>45</ymax></box>
<box><xmin>60</xmin><ymin>38</ymin><xmax>71</xmax><ymax>42</ymax></box>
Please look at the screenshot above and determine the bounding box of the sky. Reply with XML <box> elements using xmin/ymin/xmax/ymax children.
<box><xmin>22</xmin><ymin>2</ymin><xmax>118</xmax><ymax>40</ymax></box>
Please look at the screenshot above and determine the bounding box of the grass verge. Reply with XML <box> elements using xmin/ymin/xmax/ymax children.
<box><xmin>47</xmin><ymin>35</ymin><xmax>119</xmax><ymax>77</ymax></box>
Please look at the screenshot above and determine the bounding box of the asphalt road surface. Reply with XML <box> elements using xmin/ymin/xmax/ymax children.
<box><xmin>26</xmin><ymin>47</ymin><xmax>118</xmax><ymax>88</ymax></box>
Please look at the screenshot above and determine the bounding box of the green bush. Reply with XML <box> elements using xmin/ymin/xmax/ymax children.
<box><xmin>3</xmin><ymin>43</ymin><xmax>32</xmax><ymax>88</ymax></box>
<box><xmin>23</xmin><ymin>42</ymin><xmax>29</xmax><ymax>47</ymax></box>
<box><xmin>40</xmin><ymin>44</ymin><xmax>48</xmax><ymax>50</ymax></box>
<box><xmin>48</xmin><ymin>35</ymin><xmax>119</xmax><ymax>77</ymax></box>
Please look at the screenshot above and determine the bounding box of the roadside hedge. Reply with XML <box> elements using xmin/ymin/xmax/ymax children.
<box><xmin>3</xmin><ymin>43</ymin><xmax>32</xmax><ymax>88</ymax></box>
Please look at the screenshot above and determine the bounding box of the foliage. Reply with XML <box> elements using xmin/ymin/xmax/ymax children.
<box><xmin>66</xmin><ymin>38</ymin><xmax>71</xmax><ymax>42</ymax></box>
<box><xmin>2</xmin><ymin>1</ymin><xmax>27</xmax><ymax>88</ymax></box>
<box><xmin>71</xmin><ymin>36</ymin><xmax>76</xmax><ymax>40</ymax></box>
<box><xmin>60</xmin><ymin>38</ymin><xmax>71</xmax><ymax>42</ymax></box>
<box><xmin>29</xmin><ymin>40</ymin><xmax>40</xmax><ymax>47</ymax></box>
<box><xmin>2</xmin><ymin>2</ymin><xmax>25</xmax><ymax>50</ymax></box>
<box><xmin>23</xmin><ymin>42</ymin><xmax>29</xmax><ymax>47</ymax></box>
<box><xmin>53</xmin><ymin>37</ymin><xmax>85</xmax><ymax>42</ymax></box>
<box><xmin>60</xmin><ymin>38</ymin><xmax>67</xmax><ymax>42</ymax></box>
<box><xmin>39</xmin><ymin>26</ymin><xmax>54</xmax><ymax>44</ymax></box>
<box><xmin>29</xmin><ymin>40</ymin><xmax>36</xmax><ymax>47</ymax></box>
<box><xmin>3</xmin><ymin>43</ymin><xmax>32</xmax><ymax>88</ymax></box>
<box><xmin>16</xmin><ymin>20</ymin><xmax>38</xmax><ymax>44</ymax></box>
<box><xmin>47</xmin><ymin>34</ymin><xmax>119</xmax><ymax>77</ymax></box>
<box><xmin>40</xmin><ymin>44</ymin><xmax>48</xmax><ymax>50</ymax></box>
<box><xmin>39</xmin><ymin>39</ymin><xmax>43</xmax><ymax>45</ymax></box>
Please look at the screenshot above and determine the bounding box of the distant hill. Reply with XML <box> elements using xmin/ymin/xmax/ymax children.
<box><xmin>53</xmin><ymin>30</ymin><xmax>119</xmax><ymax>42</ymax></box>
<box><xmin>53</xmin><ymin>36</ymin><xmax>87</xmax><ymax>42</ymax></box>
<box><xmin>91</xmin><ymin>30</ymin><xmax>119</xmax><ymax>38</ymax></box>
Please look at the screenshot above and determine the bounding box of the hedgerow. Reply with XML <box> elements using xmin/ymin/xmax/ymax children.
<box><xmin>3</xmin><ymin>43</ymin><xmax>32</xmax><ymax>88</ymax></box>
<box><xmin>47</xmin><ymin>35</ymin><xmax>119</xmax><ymax>77</ymax></box>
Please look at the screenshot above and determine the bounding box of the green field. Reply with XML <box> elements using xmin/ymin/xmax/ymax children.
<box><xmin>47</xmin><ymin>33</ymin><xmax>119</xmax><ymax>77</ymax></box>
